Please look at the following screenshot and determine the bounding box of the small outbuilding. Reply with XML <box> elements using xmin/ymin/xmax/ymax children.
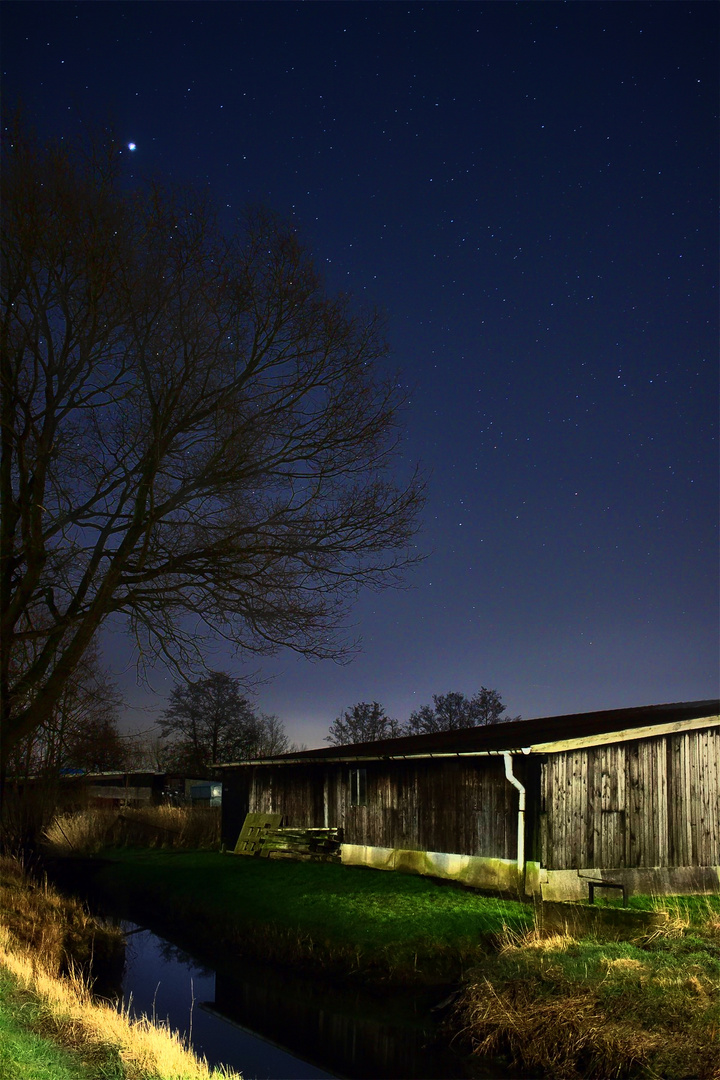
<box><xmin>218</xmin><ymin>700</ymin><xmax>720</xmax><ymax>898</ymax></box>
<box><xmin>189</xmin><ymin>780</ymin><xmax>223</xmax><ymax>807</ymax></box>
<box><xmin>84</xmin><ymin>771</ymin><xmax>167</xmax><ymax>807</ymax></box>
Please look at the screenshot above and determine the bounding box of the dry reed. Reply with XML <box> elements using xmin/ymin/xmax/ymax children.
<box><xmin>43</xmin><ymin>805</ymin><xmax>220</xmax><ymax>856</ymax></box>
<box><xmin>0</xmin><ymin>855</ymin><xmax>240</xmax><ymax>1078</ymax></box>
<box><xmin>0</xmin><ymin>853</ymin><xmax>123</xmax><ymax>977</ymax></box>
<box><xmin>0</xmin><ymin>929</ymin><xmax>239</xmax><ymax>1079</ymax></box>
<box><xmin>452</xmin><ymin>920</ymin><xmax>720</xmax><ymax>1079</ymax></box>
<box><xmin>454</xmin><ymin>974</ymin><xmax>660</xmax><ymax>1079</ymax></box>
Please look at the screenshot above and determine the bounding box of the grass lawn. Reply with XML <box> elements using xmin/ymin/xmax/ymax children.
<box><xmin>454</xmin><ymin>894</ymin><xmax>720</xmax><ymax>1079</ymax></box>
<box><xmin>0</xmin><ymin>967</ymin><xmax>90</xmax><ymax>1080</ymax></box>
<box><xmin>85</xmin><ymin>848</ymin><xmax>533</xmax><ymax>983</ymax></box>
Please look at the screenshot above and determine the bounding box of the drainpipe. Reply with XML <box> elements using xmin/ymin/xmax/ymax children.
<box><xmin>503</xmin><ymin>753</ymin><xmax>526</xmax><ymax>894</ymax></box>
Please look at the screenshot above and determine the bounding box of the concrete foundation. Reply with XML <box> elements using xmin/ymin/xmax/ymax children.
<box><xmin>540</xmin><ymin>865</ymin><xmax>720</xmax><ymax>901</ymax></box>
<box><xmin>341</xmin><ymin>844</ymin><xmax>520</xmax><ymax>892</ymax></box>
<box><xmin>538</xmin><ymin>900</ymin><xmax>670</xmax><ymax>940</ymax></box>
<box><xmin>339</xmin><ymin>845</ymin><xmax>720</xmax><ymax>900</ymax></box>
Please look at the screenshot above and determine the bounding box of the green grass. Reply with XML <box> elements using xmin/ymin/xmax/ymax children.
<box><xmin>632</xmin><ymin>891</ymin><xmax>720</xmax><ymax>923</ymax></box>
<box><xmin>0</xmin><ymin>966</ymin><xmax>113</xmax><ymax>1080</ymax></box>
<box><xmin>587</xmin><ymin>891</ymin><xmax>720</xmax><ymax>920</ymax></box>
<box><xmin>453</xmin><ymin>904</ymin><xmax>720</xmax><ymax>1079</ymax></box>
<box><xmin>86</xmin><ymin>848</ymin><xmax>533</xmax><ymax>982</ymax></box>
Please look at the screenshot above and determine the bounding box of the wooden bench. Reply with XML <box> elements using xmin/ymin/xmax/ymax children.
<box><xmin>585</xmin><ymin>878</ymin><xmax>629</xmax><ymax>907</ymax></box>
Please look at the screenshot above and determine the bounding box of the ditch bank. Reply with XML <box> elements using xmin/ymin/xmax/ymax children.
<box><xmin>42</xmin><ymin>849</ymin><xmax>720</xmax><ymax>1080</ymax></box>
<box><xmin>44</xmin><ymin>847</ymin><xmax>532</xmax><ymax>988</ymax></box>
<box><xmin>0</xmin><ymin>853</ymin><xmax>124</xmax><ymax>992</ymax></box>
<box><xmin>0</xmin><ymin>855</ymin><xmax>241</xmax><ymax>1080</ymax></box>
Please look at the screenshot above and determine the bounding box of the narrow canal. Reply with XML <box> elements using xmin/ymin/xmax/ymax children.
<box><xmin>117</xmin><ymin>919</ymin><xmax>476</xmax><ymax>1079</ymax></box>
<box><xmin>119</xmin><ymin>921</ymin><xmax>334</xmax><ymax>1079</ymax></box>
<box><xmin>45</xmin><ymin>860</ymin><xmax>509</xmax><ymax>1079</ymax></box>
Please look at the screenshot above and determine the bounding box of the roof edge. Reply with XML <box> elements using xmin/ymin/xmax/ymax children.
<box><xmin>215</xmin><ymin>699</ymin><xmax>720</xmax><ymax>768</ymax></box>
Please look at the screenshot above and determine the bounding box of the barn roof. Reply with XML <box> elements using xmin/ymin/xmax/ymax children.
<box><xmin>217</xmin><ymin>699</ymin><xmax>720</xmax><ymax>766</ymax></box>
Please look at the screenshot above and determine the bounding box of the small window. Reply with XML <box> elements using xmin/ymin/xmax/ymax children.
<box><xmin>350</xmin><ymin>767</ymin><xmax>367</xmax><ymax>807</ymax></box>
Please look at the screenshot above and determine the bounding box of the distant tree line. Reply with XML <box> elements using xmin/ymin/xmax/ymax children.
<box><xmin>6</xmin><ymin>666</ymin><xmax>295</xmax><ymax>781</ymax></box>
<box><xmin>7</xmin><ymin>666</ymin><xmax>518</xmax><ymax>781</ymax></box>
<box><xmin>325</xmin><ymin>689</ymin><xmax>520</xmax><ymax>746</ymax></box>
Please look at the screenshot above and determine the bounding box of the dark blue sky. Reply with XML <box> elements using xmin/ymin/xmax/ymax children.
<box><xmin>4</xmin><ymin>1</ymin><xmax>718</xmax><ymax>746</ymax></box>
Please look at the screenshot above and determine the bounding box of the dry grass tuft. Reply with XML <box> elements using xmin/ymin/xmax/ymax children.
<box><xmin>43</xmin><ymin>805</ymin><xmax>220</xmax><ymax>855</ymax></box>
<box><xmin>454</xmin><ymin>975</ymin><xmax>659</xmax><ymax>1079</ymax></box>
<box><xmin>638</xmin><ymin>894</ymin><xmax>720</xmax><ymax>946</ymax></box>
<box><xmin>0</xmin><ymin>930</ymin><xmax>239</xmax><ymax>1079</ymax></box>
<box><xmin>498</xmin><ymin>925</ymin><xmax>576</xmax><ymax>954</ymax></box>
<box><xmin>601</xmin><ymin>957</ymin><xmax>647</xmax><ymax>974</ymax></box>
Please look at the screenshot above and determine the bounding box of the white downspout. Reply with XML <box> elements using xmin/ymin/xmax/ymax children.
<box><xmin>503</xmin><ymin>753</ymin><xmax>526</xmax><ymax>894</ymax></box>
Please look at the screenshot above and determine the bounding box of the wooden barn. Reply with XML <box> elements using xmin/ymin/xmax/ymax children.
<box><xmin>218</xmin><ymin>700</ymin><xmax>720</xmax><ymax>898</ymax></box>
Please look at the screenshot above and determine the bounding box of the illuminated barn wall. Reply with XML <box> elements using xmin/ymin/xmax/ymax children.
<box><xmin>224</xmin><ymin>755</ymin><xmax>537</xmax><ymax>863</ymax></box>
<box><xmin>219</xmin><ymin>702</ymin><xmax>720</xmax><ymax>896</ymax></box>
<box><xmin>541</xmin><ymin>727</ymin><xmax>720</xmax><ymax>871</ymax></box>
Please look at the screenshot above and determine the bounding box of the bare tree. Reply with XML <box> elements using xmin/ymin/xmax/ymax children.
<box><xmin>159</xmin><ymin>671</ymin><xmax>265</xmax><ymax>773</ymax></box>
<box><xmin>6</xmin><ymin>641</ymin><xmax>127</xmax><ymax>777</ymax></box>
<box><xmin>405</xmin><ymin>689</ymin><xmax>519</xmax><ymax>735</ymax></box>
<box><xmin>0</xmin><ymin>124</ymin><xmax>424</xmax><ymax>774</ymax></box>
<box><xmin>253</xmin><ymin>714</ymin><xmax>291</xmax><ymax>757</ymax></box>
<box><xmin>122</xmin><ymin>731</ymin><xmax>173</xmax><ymax>773</ymax></box>
<box><xmin>326</xmin><ymin>701</ymin><xmax>403</xmax><ymax>745</ymax></box>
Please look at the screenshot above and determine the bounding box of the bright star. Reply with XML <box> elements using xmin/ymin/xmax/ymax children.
<box><xmin>127</xmin><ymin>142</ymin><xmax>137</xmax><ymax>151</ymax></box>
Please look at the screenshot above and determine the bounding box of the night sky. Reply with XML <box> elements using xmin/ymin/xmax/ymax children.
<box><xmin>3</xmin><ymin>1</ymin><xmax>718</xmax><ymax>748</ymax></box>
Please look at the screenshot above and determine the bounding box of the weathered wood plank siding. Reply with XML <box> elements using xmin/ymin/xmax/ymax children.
<box><xmin>249</xmin><ymin>764</ymin><xmax>326</xmax><ymax>827</ymax></box>
<box><xmin>224</xmin><ymin>757</ymin><xmax>539</xmax><ymax>861</ymax></box>
<box><xmin>347</xmin><ymin>759</ymin><xmax>518</xmax><ymax>858</ymax></box>
<box><xmin>220</xmin><ymin>718</ymin><xmax>717</xmax><ymax>872</ymax></box>
<box><xmin>542</xmin><ymin>728</ymin><xmax>720</xmax><ymax>869</ymax></box>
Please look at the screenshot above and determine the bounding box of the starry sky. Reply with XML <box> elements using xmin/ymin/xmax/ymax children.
<box><xmin>3</xmin><ymin>1</ymin><xmax>718</xmax><ymax>748</ymax></box>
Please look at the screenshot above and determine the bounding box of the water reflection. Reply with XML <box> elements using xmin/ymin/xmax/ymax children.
<box><xmin>120</xmin><ymin>923</ymin><xmax>481</xmax><ymax>1079</ymax></box>
<box><xmin>213</xmin><ymin>964</ymin><xmax>468</xmax><ymax>1079</ymax></box>
<box><xmin>122</xmin><ymin>924</ymin><xmax>334</xmax><ymax>1079</ymax></box>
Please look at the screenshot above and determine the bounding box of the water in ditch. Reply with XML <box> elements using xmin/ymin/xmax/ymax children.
<box><xmin>119</xmin><ymin>920</ymin><xmax>478</xmax><ymax>1079</ymax></box>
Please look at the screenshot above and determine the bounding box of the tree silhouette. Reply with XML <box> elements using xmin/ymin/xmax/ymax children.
<box><xmin>159</xmin><ymin>671</ymin><xmax>274</xmax><ymax>773</ymax></box>
<box><xmin>405</xmin><ymin>688</ymin><xmax>518</xmax><ymax>735</ymax></box>
<box><xmin>6</xmin><ymin>641</ymin><xmax>127</xmax><ymax>777</ymax></box>
<box><xmin>0</xmin><ymin>124</ymin><xmax>424</xmax><ymax>774</ymax></box>
<box><xmin>325</xmin><ymin>701</ymin><xmax>403</xmax><ymax>746</ymax></box>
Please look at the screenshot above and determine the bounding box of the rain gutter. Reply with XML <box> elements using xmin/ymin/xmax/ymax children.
<box><xmin>216</xmin><ymin>747</ymin><xmax>533</xmax><ymax>767</ymax></box>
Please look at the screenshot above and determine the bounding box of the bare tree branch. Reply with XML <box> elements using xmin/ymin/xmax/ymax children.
<box><xmin>1</xmin><ymin>124</ymin><xmax>425</xmax><ymax>761</ymax></box>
